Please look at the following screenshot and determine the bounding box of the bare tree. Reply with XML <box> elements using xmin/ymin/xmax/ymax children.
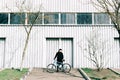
<box><xmin>19</xmin><ymin>2</ymin><xmax>43</xmax><ymax>71</ymax></box>
<box><xmin>91</xmin><ymin>0</ymin><xmax>120</xmax><ymax>39</ymax></box>
<box><xmin>90</xmin><ymin>0</ymin><xmax>120</xmax><ymax>69</ymax></box>
<box><xmin>80</xmin><ymin>28</ymin><xmax>110</xmax><ymax>71</ymax></box>
<box><xmin>7</xmin><ymin>0</ymin><xmax>43</xmax><ymax>71</ymax></box>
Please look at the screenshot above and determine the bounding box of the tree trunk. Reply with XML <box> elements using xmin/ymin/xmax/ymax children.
<box><xmin>20</xmin><ymin>32</ymin><xmax>30</xmax><ymax>71</ymax></box>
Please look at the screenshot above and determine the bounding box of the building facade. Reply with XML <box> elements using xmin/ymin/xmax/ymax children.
<box><xmin>0</xmin><ymin>0</ymin><xmax>119</xmax><ymax>68</ymax></box>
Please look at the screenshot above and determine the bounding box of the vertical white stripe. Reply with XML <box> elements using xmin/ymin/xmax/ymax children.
<box><xmin>0</xmin><ymin>39</ymin><xmax>5</xmax><ymax>68</ymax></box>
<box><xmin>8</xmin><ymin>13</ymin><xmax>10</xmax><ymax>24</ymax></box>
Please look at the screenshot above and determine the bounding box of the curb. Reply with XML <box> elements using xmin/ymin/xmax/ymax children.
<box><xmin>20</xmin><ymin>68</ymin><xmax>33</xmax><ymax>80</ymax></box>
<box><xmin>78</xmin><ymin>68</ymin><xmax>91</xmax><ymax>80</ymax></box>
<box><xmin>108</xmin><ymin>68</ymin><xmax>120</xmax><ymax>75</ymax></box>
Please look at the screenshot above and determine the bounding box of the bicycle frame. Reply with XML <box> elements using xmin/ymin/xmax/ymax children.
<box><xmin>53</xmin><ymin>60</ymin><xmax>65</xmax><ymax>71</ymax></box>
<box><xmin>53</xmin><ymin>60</ymin><xmax>63</xmax><ymax>66</ymax></box>
<box><xmin>47</xmin><ymin>60</ymin><xmax>71</xmax><ymax>73</ymax></box>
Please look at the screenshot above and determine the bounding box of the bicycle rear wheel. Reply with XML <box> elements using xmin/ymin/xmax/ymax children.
<box><xmin>47</xmin><ymin>64</ymin><xmax>56</xmax><ymax>73</ymax></box>
<box><xmin>63</xmin><ymin>63</ymin><xmax>71</xmax><ymax>73</ymax></box>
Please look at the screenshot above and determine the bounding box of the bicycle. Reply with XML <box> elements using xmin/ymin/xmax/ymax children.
<box><xmin>47</xmin><ymin>60</ymin><xmax>71</xmax><ymax>73</ymax></box>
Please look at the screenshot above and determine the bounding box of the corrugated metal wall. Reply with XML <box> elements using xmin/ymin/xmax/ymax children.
<box><xmin>0</xmin><ymin>39</ymin><xmax>5</xmax><ymax>68</ymax></box>
<box><xmin>46</xmin><ymin>38</ymin><xmax>59</xmax><ymax>66</ymax></box>
<box><xmin>46</xmin><ymin>38</ymin><xmax>73</xmax><ymax>67</ymax></box>
<box><xmin>0</xmin><ymin>25</ymin><xmax>119</xmax><ymax>68</ymax></box>
<box><xmin>0</xmin><ymin>0</ymin><xmax>118</xmax><ymax>69</ymax></box>
<box><xmin>1</xmin><ymin>0</ymin><xmax>98</xmax><ymax>12</ymax></box>
<box><xmin>61</xmin><ymin>38</ymin><xmax>73</xmax><ymax>67</ymax></box>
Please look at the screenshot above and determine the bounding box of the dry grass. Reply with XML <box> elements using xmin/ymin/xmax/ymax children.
<box><xmin>82</xmin><ymin>68</ymin><xmax>120</xmax><ymax>80</ymax></box>
<box><xmin>0</xmin><ymin>68</ymin><xmax>28</xmax><ymax>80</ymax></box>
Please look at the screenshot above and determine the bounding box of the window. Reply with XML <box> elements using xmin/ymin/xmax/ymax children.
<box><xmin>28</xmin><ymin>13</ymin><xmax>42</xmax><ymax>24</ymax></box>
<box><xmin>0</xmin><ymin>12</ymin><xmax>112</xmax><ymax>25</ymax></box>
<box><xmin>44</xmin><ymin>13</ymin><xmax>59</xmax><ymax>24</ymax></box>
<box><xmin>94</xmin><ymin>13</ymin><xmax>110</xmax><ymax>24</ymax></box>
<box><xmin>0</xmin><ymin>13</ymin><xmax>8</xmax><ymax>24</ymax></box>
<box><xmin>61</xmin><ymin>13</ymin><xmax>75</xmax><ymax>24</ymax></box>
<box><xmin>10</xmin><ymin>13</ymin><xmax>25</xmax><ymax>24</ymax></box>
<box><xmin>77</xmin><ymin>13</ymin><xmax>92</xmax><ymax>24</ymax></box>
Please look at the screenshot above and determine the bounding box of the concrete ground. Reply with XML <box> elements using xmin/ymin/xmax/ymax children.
<box><xmin>25</xmin><ymin>68</ymin><xmax>85</xmax><ymax>80</ymax></box>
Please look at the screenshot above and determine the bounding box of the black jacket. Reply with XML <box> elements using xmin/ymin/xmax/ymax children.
<box><xmin>54</xmin><ymin>52</ymin><xmax>64</xmax><ymax>62</ymax></box>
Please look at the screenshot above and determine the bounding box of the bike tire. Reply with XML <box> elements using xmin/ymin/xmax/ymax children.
<box><xmin>47</xmin><ymin>64</ymin><xmax>56</xmax><ymax>73</ymax></box>
<box><xmin>63</xmin><ymin>63</ymin><xmax>71</xmax><ymax>73</ymax></box>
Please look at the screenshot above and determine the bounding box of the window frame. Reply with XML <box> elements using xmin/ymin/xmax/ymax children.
<box><xmin>44</xmin><ymin>13</ymin><xmax>59</xmax><ymax>24</ymax></box>
<box><xmin>27</xmin><ymin>12</ymin><xmax>42</xmax><ymax>24</ymax></box>
<box><xmin>0</xmin><ymin>13</ymin><xmax>9</xmax><ymax>24</ymax></box>
<box><xmin>77</xmin><ymin>13</ymin><xmax>92</xmax><ymax>24</ymax></box>
<box><xmin>94</xmin><ymin>13</ymin><xmax>110</xmax><ymax>25</ymax></box>
<box><xmin>61</xmin><ymin>13</ymin><xmax>76</xmax><ymax>24</ymax></box>
<box><xmin>0</xmin><ymin>12</ymin><xmax>113</xmax><ymax>25</ymax></box>
<box><xmin>10</xmin><ymin>13</ymin><xmax>25</xmax><ymax>24</ymax></box>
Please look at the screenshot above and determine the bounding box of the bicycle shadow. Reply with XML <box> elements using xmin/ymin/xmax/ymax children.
<box><xmin>43</xmin><ymin>68</ymin><xmax>84</xmax><ymax>78</ymax></box>
<box><xmin>64</xmin><ymin>70</ymin><xmax>83</xmax><ymax>78</ymax></box>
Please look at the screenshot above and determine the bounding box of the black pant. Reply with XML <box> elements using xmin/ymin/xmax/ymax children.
<box><xmin>57</xmin><ymin>61</ymin><xmax>63</xmax><ymax>72</ymax></box>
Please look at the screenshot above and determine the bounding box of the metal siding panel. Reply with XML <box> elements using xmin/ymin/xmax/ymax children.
<box><xmin>0</xmin><ymin>39</ymin><xmax>5</xmax><ymax>68</ymax></box>
<box><xmin>0</xmin><ymin>25</ymin><xmax>119</xmax><ymax>68</ymax></box>
<box><xmin>46</xmin><ymin>38</ymin><xmax>59</xmax><ymax>66</ymax></box>
<box><xmin>0</xmin><ymin>0</ymin><xmax>101</xmax><ymax>12</ymax></box>
<box><xmin>61</xmin><ymin>38</ymin><xmax>73</xmax><ymax>67</ymax></box>
<box><xmin>111</xmin><ymin>39</ymin><xmax>119</xmax><ymax>68</ymax></box>
<box><xmin>23</xmin><ymin>27</ymin><xmax>44</xmax><ymax>67</ymax></box>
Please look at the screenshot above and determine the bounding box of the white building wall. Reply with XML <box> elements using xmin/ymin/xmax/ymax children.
<box><xmin>0</xmin><ymin>0</ymin><xmax>119</xmax><ymax>69</ymax></box>
<box><xmin>0</xmin><ymin>0</ymin><xmax>99</xmax><ymax>12</ymax></box>
<box><xmin>0</xmin><ymin>25</ymin><xmax>119</xmax><ymax>68</ymax></box>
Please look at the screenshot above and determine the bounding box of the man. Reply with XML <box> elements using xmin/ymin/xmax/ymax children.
<box><xmin>54</xmin><ymin>49</ymin><xmax>64</xmax><ymax>72</ymax></box>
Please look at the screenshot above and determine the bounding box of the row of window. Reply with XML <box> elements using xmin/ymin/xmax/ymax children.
<box><xmin>0</xmin><ymin>13</ymin><xmax>111</xmax><ymax>25</ymax></box>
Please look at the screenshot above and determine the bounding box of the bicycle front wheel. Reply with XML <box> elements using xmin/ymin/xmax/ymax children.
<box><xmin>63</xmin><ymin>63</ymin><xmax>71</xmax><ymax>73</ymax></box>
<box><xmin>47</xmin><ymin>64</ymin><xmax>56</xmax><ymax>73</ymax></box>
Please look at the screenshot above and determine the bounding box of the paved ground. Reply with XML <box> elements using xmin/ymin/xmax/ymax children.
<box><xmin>25</xmin><ymin>68</ymin><xmax>85</xmax><ymax>80</ymax></box>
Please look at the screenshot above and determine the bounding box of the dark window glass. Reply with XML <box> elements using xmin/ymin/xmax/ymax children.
<box><xmin>44</xmin><ymin>13</ymin><xmax>59</xmax><ymax>24</ymax></box>
<box><xmin>61</xmin><ymin>13</ymin><xmax>75</xmax><ymax>24</ymax></box>
<box><xmin>28</xmin><ymin>13</ymin><xmax>42</xmax><ymax>24</ymax></box>
<box><xmin>94</xmin><ymin>13</ymin><xmax>110</xmax><ymax>24</ymax></box>
<box><xmin>0</xmin><ymin>13</ymin><xmax>8</xmax><ymax>24</ymax></box>
<box><xmin>77</xmin><ymin>13</ymin><xmax>92</xmax><ymax>24</ymax></box>
<box><xmin>10</xmin><ymin>13</ymin><xmax>25</xmax><ymax>24</ymax></box>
